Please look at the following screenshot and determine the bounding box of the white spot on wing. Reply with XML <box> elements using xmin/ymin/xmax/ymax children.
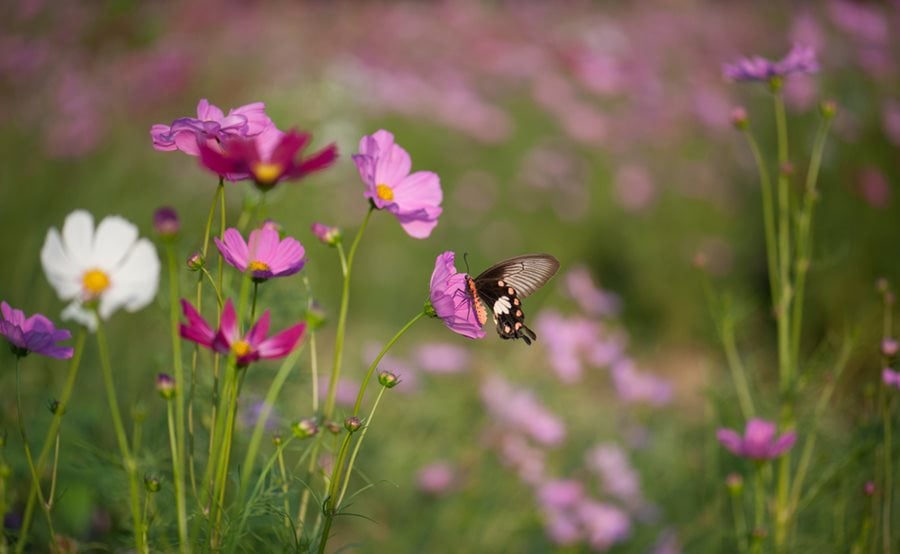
<box><xmin>493</xmin><ymin>296</ymin><xmax>512</xmax><ymax>315</ymax></box>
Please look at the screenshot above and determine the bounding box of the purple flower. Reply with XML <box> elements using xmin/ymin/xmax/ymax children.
<box><xmin>0</xmin><ymin>301</ymin><xmax>73</xmax><ymax>359</ymax></box>
<box><xmin>199</xmin><ymin>128</ymin><xmax>338</xmax><ymax>190</ymax></box>
<box><xmin>353</xmin><ymin>129</ymin><xmax>442</xmax><ymax>238</ymax></box>
<box><xmin>723</xmin><ymin>44</ymin><xmax>819</xmax><ymax>83</ymax></box>
<box><xmin>151</xmin><ymin>99</ymin><xmax>273</xmax><ymax>156</ymax></box>
<box><xmin>717</xmin><ymin>418</ymin><xmax>796</xmax><ymax>461</ymax></box>
<box><xmin>153</xmin><ymin>206</ymin><xmax>179</xmax><ymax>238</ymax></box>
<box><xmin>883</xmin><ymin>368</ymin><xmax>900</xmax><ymax>389</ymax></box>
<box><xmin>214</xmin><ymin>224</ymin><xmax>305</xmax><ymax>282</ymax></box>
<box><xmin>428</xmin><ymin>251</ymin><xmax>485</xmax><ymax>340</ymax></box>
<box><xmin>179</xmin><ymin>298</ymin><xmax>305</xmax><ymax>367</ymax></box>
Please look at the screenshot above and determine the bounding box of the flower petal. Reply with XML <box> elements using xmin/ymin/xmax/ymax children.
<box><xmin>41</xmin><ymin>227</ymin><xmax>82</xmax><ymax>300</ymax></box>
<box><xmin>216</xmin><ymin>228</ymin><xmax>250</xmax><ymax>272</ymax></box>
<box><xmin>716</xmin><ymin>428</ymin><xmax>744</xmax><ymax>456</ymax></box>
<box><xmin>179</xmin><ymin>299</ymin><xmax>215</xmax><ymax>347</ymax></box>
<box><xmin>99</xmin><ymin>238</ymin><xmax>160</xmax><ymax>319</ymax></box>
<box><xmin>93</xmin><ymin>215</ymin><xmax>139</xmax><ymax>270</ymax></box>
<box><xmin>61</xmin><ymin>210</ymin><xmax>95</xmax><ymax>270</ymax></box>
<box><xmin>257</xmin><ymin>322</ymin><xmax>306</xmax><ymax>359</ymax></box>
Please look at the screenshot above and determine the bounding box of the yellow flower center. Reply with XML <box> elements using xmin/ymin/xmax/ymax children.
<box><xmin>232</xmin><ymin>340</ymin><xmax>251</xmax><ymax>357</ymax></box>
<box><xmin>248</xmin><ymin>260</ymin><xmax>270</xmax><ymax>272</ymax></box>
<box><xmin>253</xmin><ymin>162</ymin><xmax>283</xmax><ymax>185</ymax></box>
<box><xmin>82</xmin><ymin>268</ymin><xmax>110</xmax><ymax>297</ymax></box>
<box><xmin>376</xmin><ymin>184</ymin><xmax>394</xmax><ymax>201</ymax></box>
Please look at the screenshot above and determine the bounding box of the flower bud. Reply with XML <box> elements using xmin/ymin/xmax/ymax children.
<box><xmin>186</xmin><ymin>252</ymin><xmax>204</xmax><ymax>271</ymax></box>
<box><xmin>311</xmin><ymin>222</ymin><xmax>341</xmax><ymax>246</ymax></box>
<box><xmin>344</xmin><ymin>416</ymin><xmax>362</xmax><ymax>433</ymax></box>
<box><xmin>291</xmin><ymin>418</ymin><xmax>319</xmax><ymax>439</ymax></box>
<box><xmin>378</xmin><ymin>370</ymin><xmax>400</xmax><ymax>389</ymax></box>
<box><xmin>820</xmin><ymin>99</ymin><xmax>838</xmax><ymax>120</ymax></box>
<box><xmin>864</xmin><ymin>481</ymin><xmax>876</xmax><ymax>496</ymax></box>
<box><xmin>882</xmin><ymin>338</ymin><xmax>899</xmax><ymax>357</ymax></box>
<box><xmin>272</xmin><ymin>433</ymin><xmax>283</xmax><ymax>447</ymax></box>
<box><xmin>153</xmin><ymin>207</ymin><xmax>180</xmax><ymax>239</ymax></box>
<box><xmin>144</xmin><ymin>474</ymin><xmax>161</xmax><ymax>493</ymax></box>
<box><xmin>779</xmin><ymin>162</ymin><xmax>795</xmax><ymax>177</ymax></box>
<box><xmin>325</xmin><ymin>420</ymin><xmax>342</xmax><ymax>435</ymax></box>
<box><xmin>156</xmin><ymin>373</ymin><xmax>176</xmax><ymax>399</ymax></box>
<box><xmin>725</xmin><ymin>473</ymin><xmax>744</xmax><ymax>495</ymax></box>
<box><xmin>305</xmin><ymin>301</ymin><xmax>327</xmax><ymax>331</ymax></box>
<box><xmin>730</xmin><ymin>107</ymin><xmax>749</xmax><ymax>129</ymax></box>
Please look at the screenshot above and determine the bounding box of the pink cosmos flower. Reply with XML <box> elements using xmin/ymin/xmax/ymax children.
<box><xmin>481</xmin><ymin>375</ymin><xmax>566</xmax><ymax>446</ymax></box>
<box><xmin>199</xmin><ymin>128</ymin><xmax>337</xmax><ymax>190</ymax></box>
<box><xmin>585</xmin><ymin>444</ymin><xmax>643</xmax><ymax>507</ymax></box>
<box><xmin>214</xmin><ymin>224</ymin><xmax>305</xmax><ymax>282</ymax></box>
<box><xmin>0</xmin><ymin>301</ymin><xmax>73</xmax><ymax>359</ymax></box>
<box><xmin>723</xmin><ymin>44</ymin><xmax>819</xmax><ymax>83</ymax></box>
<box><xmin>428</xmin><ymin>251</ymin><xmax>485</xmax><ymax>340</ymax></box>
<box><xmin>883</xmin><ymin>368</ymin><xmax>900</xmax><ymax>389</ymax></box>
<box><xmin>151</xmin><ymin>99</ymin><xmax>273</xmax><ymax>156</ymax></box>
<box><xmin>717</xmin><ymin>418</ymin><xmax>796</xmax><ymax>461</ymax></box>
<box><xmin>353</xmin><ymin>129</ymin><xmax>442</xmax><ymax>238</ymax></box>
<box><xmin>416</xmin><ymin>462</ymin><xmax>457</xmax><ymax>495</ymax></box>
<box><xmin>537</xmin><ymin>479</ymin><xmax>585</xmax><ymax>510</ymax></box>
<box><xmin>610</xmin><ymin>359</ymin><xmax>672</xmax><ymax>406</ymax></box>
<box><xmin>576</xmin><ymin>500</ymin><xmax>631</xmax><ymax>551</ymax></box>
<box><xmin>415</xmin><ymin>342</ymin><xmax>471</xmax><ymax>374</ymax></box>
<box><xmin>179</xmin><ymin>298</ymin><xmax>305</xmax><ymax>367</ymax></box>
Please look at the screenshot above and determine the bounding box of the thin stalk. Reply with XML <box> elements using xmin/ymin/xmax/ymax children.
<box><xmin>337</xmin><ymin>387</ymin><xmax>386</xmax><ymax>507</ymax></box>
<box><xmin>96</xmin><ymin>319</ymin><xmax>146</xmax><ymax>554</ymax></box>
<box><xmin>742</xmin><ymin>130</ymin><xmax>780</xmax><ymax>305</ymax></box>
<box><xmin>351</xmin><ymin>311</ymin><xmax>426</xmax><ymax>416</ymax></box>
<box><xmin>731</xmin><ymin>489</ymin><xmax>750</xmax><ymax>554</ymax></box>
<box><xmin>316</xmin><ymin>432</ymin><xmax>354</xmax><ymax>554</ymax></box>
<box><xmin>277</xmin><ymin>448</ymin><xmax>291</xmax><ymax>528</ymax></box>
<box><xmin>323</xmin><ymin>206</ymin><xmax>374</xmax><ymax>420</ymax></box>
<box><xmin>752</xmin><ymin>465</ymin><xmax>766</xmax><ymax>554</ymax></box>
<box><xmin>14</xmin><ymin>359</ymin><xmax>57</xmax><ymax>550</ymax></box>
<box><xmin>164</xmin><ymin>241</ymin><xmax>189</xmax><ymax>553</ymax></box>
<box><xmin>48</xmin><ymin>433</ymin><xmax>60</xmax><ymax>510</ymax></box>
<box><xmin>238</xmin><ymin>344</ymin><xmax>305</xmax><ymax>499</ymax></box>
<box><xmin>15</xmin><ymin>330</ymin><xmax>85</xmax><ymax>553</ymax></box>
<box><xmin>790</xmin><ymin>116</ymin><xmax>833</xmax><ymax>374</ymax></box>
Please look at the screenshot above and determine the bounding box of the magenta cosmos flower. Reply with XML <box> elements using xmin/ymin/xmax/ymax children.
<box><xmin>428</xmin><ymin>251</ymin><xmax>485</xmax><ymax>340</ymax></box>
<box><xmin>883</xmin><ymin>368</ymin><xmax>900</xmax><ymax>389</ymax></box>
<box><xmin>0</xmin><ymin>301</ymin><xmax>73</xmax><ymax>359</ymax></box>
<box><xmin>723</xmin><ymin>44</ymin><xmax>819</xmax><ymax>83</ymax></box>
<box><xmin>150</xmin><ymin>99</ymin><xmax>273</xmax><ymax>156</ymax></box>
<box><xmin>717</xmin><ymin>418</ymin><xmax>796</xmax><ymax>461</ymax></box>
<box><xmin>353</xmin><ymin>130</ymin><xmax>443</xmax><ymax>239</ymax></box>
<box><xmin>179</xmin><ymin>298</ymin><xmax>305</xmax><ymax>367</ymax></box>
<box><xmin>214</xmin><ymin>223</ymin><xmax>305</xmax><ymax>282</ymax></box>
<box><xmin>198</xmin><ymin>127</ymin><xmax>337</xmax><ymax>190</ymax></box>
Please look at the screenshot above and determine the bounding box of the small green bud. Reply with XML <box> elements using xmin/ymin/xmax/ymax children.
<box><xmin>820</xmin><ymin>99</ymin><xmax>837</xmax><ymax>120</ymax></box>
<box><xmin>730</xmin><ymin>107</ymin><xmax>749</xmax><ymax>130</ymax></box>
<box><xmin>272</xmin><ymin>433</ymin><xmax>283</xmax><ymax>447</ymax></box>
<box><xmin>156</xmin><ymin>373</ymin><xmax>176</xmax><ymax>400</ymax></box>
<box><xmin>186</xmin><ymin>252</ymin><xmax>204</xmax><ymax>271</ymax></box>
<box><xmin>144</xmin><ymin>474</ymin><xmax>161</xmax><ymax>493</ymax></box>
<box><xmin>377</xmin><ymin>370</ymin><xmax>400</xmax><ymax>389</ymax></box>
<box><xmin>344</xmin><ymin>416</ymin><xmax>362</xmax><ymax>433</ymax></box>
<box><xmin>0</xmin><ymin>462</ymin><xmax>10</xmax><ymax>478</ymax></box>
<box><xmin>291</xmin><ymin>418</ymin><xmax>319</xmax><ymax>439</ymax></box>
<box><xmin>726</xmin><ymin>473</ymin><xmax>744</xmax><ymax>496</ymax></box>
<box><xmin>305</xmin><ymin>301</ymin><xmax>327</xmax><ymax>331</ymax></box>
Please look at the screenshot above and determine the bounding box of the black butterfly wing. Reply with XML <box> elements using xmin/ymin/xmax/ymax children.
<box><xmin>472</xmin><ymin>254</ymin><xmax>560</xmax><ymax>345</ymax></box>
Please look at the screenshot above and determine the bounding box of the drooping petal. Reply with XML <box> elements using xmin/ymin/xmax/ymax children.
<box><xmin>768</xmin><ymin>431</ymin><xmax>797</xmax><ymax>458</ymax></box>
<box><xmin>61</xmin><ymin>301</ymin><xmax>98</xmax><ymax>332</ymax></box>
<box><xmin>396</xmin><ymin>208</ymin><xmax>441</xmax><ymax>239</ymax></box>
<box><xmin>216</xmin><ymin>228</ymin><xmax>250</xmax><ymax>272</ymax></box>
<box><xmin>93</xmin><ymin>216</ymin><xmax>139</xmax><ymax>270</ymax></box>
<box><xmin>715</xmin><ymin>429</ymin><xmax>744</xmax><ymax>456</ymax></box>
<box><xmin>179</xmin><ymin>299</ymin><xmax>215</xmax><ymax>347</ymax></box>
<box><xmin>257</xmin><ymin>323</ymin><xmax>306</xmax><ymax>359</ymax></box>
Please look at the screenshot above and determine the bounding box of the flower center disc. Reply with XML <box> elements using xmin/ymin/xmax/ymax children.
<box><xmin>376</xmin><ymin>184</ymin><xmax>394</xmax><ymax>201</ymax></box>
<box><xmin>82</xmin><ymin>268</ymin><xmax>110</xmax><ymax>297</ymax></box>
<box><xmin>248</xmin><ymin>260</ymin><xmax>270</xmax><ymax>272</ymax></box>
<box><xmin>232</xmin><ymin>340</ymin><xmax>251</xmax><ymax>357</ymax></box>
<box><xmin>253</xmin><ymin>162</ymin><xmax>283</xmax><ymax>185</ymax></box>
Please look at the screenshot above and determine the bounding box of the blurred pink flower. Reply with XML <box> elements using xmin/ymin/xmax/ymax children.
<box><xmin>857</xmin><ymin>167</ymin><xmax>891</xmax><ymax>209</ymax></box>
<box><xmin>614</xmin><ymin>164</ymin><xmax>656</xmax><ymax>213</ymax></box>
<box><xmin>610</xmin><ymin>359</ymin><xmax>672</xmax><ymax>406</ymax></box>
<box><xmin>881</xmin><ymin>101</ymin><xmax>900</xmax><ymax>146</ymax></box>
<box><xmin>537</xmin><ymin>479</ymin><xmax>585</xmax><ymax>510</ymax></box>
<box><xmin>883</xmin><ymin>368</ymin><xmax>900</xmax><ymax>389</ymax></box>
<box><xmin>481</xmin><ymin>375</ymin><xmax>566</xmax><ymax>446</ymax></box>
<box><xmin>882</xmin><ymin>338</ymin><xmax>899</xmax><ymax>357</ymax></box>
<box><xmin>585</xmin><ymin>444</ymin><xmax>643</xmax><ymax>507</ymax></box>
<box><xmin>723</xmin><ymin>44</ymin><xmax>818</xmax><ymax>82</ymax></box>
<box><xmin>536</xmin><ymin>311</ymin><xmax>627</xmax><ymax>383</ymax></box>
<box><xmin>717</xmin><ymin>418</ymin><xmax>796</xmax><ymax>461</ymax></box>
<box><xmin>414</xmin><ymin>342</ymin><xmax>471</xmax><ymax>374</ymax></box>
<box><xmin>318</xmin><ymin>377</ymin><xmax>359</xmax><ymax>408</ymax></box>
<box><xmin>354</xmin><ymin>129</ymin><xmax>443</xmax><ymax>238</ymax></box>
<box><xmin>828</xmin><ymin>1</ymin><xmax>888</xmax><ymax>45</ymax></box>
<box><xmin>564</xmin><ymin>266</ymin><xmax>621</xmax><ymax>318</ymax></box>
<box><xmin>576</xmin><ymin>500</ymin><xmax>631</xmax><ymax>551</ymax></box>
<box><xmin>545</xmin><ymin>510</ymin><xmax>583</xmax><ymax>546</ymax></box>
<box><xmin>416</xmin><ymin>461</ymin><xmax>457</xmax><ymax>495</ymax></box>
<box><xmin>496</xmin><ymin>434</ymin><xmax>546</xmax><ymax>486</ymax></box>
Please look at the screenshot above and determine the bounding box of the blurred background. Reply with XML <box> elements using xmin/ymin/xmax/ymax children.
<box><xmin>1</xmin><ymin>0</ymin><xmax>898</xmax><ymax>551</ymax></box>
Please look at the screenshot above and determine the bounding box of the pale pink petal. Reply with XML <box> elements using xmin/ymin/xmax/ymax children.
<box><xmin>216</xmin><ymin>228</ymin><xmax>250</xmax><ymax>271</ymax></box>
<box><xmin>247</xmin><ymin>226</ymin><xmax>279</xmax><ymax>265</ymax></box>
<box><xmin>392</xmin><ymin>171</ymin><xmax>443</xmax><ymax>211</ymax></box>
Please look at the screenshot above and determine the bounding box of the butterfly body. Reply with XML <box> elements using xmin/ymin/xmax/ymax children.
<box><xmin>465</xmin><ymin>254</ymin><xmax>560</xmax><ymax>345</ymax></box>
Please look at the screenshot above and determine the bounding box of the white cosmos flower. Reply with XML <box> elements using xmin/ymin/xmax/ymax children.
<box><xmin>40</xmin><ymin>210</ymin><xmax>160</xmax><ymax>332</ymax></box>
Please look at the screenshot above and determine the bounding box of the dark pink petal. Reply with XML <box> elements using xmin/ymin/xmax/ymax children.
<box><xmin>199</xmin><ymin>141</ymin><xmax>247</xmax><ymax>177</ymax></box>
<box><xmin>291</xmin><ymin>143</ymin><xmax>338</xmax><ymax>177</ymax></box>
<box><xmin>742</xmin><ymin>419</ymin><xmax>777</xmax><ymax>458</ymax></box>
<box><xmin>218</xmin><ymin>299</ymin><xmax>240</xmax><ymax>347</ymax></box>
<box><xmin>257</xmin><ymin>323</ymin><xmax>306</xmax><ymax>359</ymax></box>
<box><xmin>769</xmin><ymin>431</ymin><xmax>797</xmax><ymax>458</ymax></box>
<box><xmin>269</xmin><ymin>130</ymin><xmax>309</xmax><ymax>166</ymax></box>
<box><xmin>179</xmin><ymin>299</ymin><xmax>216</xmax><ymax>348</ymax></box>
<box><xmin>246</xmin><ymin>310</ymin><xmax>272</xmax><ymax>348</ymax></box>
<box><xmin>716</xmin><ymin>429</ymin><xmax>744</xmax><ymax>456</ymax></box>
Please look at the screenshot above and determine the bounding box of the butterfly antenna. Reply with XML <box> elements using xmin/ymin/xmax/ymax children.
<box><xmin>463</xmin><ymin>252</ymin><xmax>471</xmax><ymax>274</ymax></box>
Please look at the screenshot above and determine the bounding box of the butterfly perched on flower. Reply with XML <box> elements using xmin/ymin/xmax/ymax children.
<box><xmin>465</xmin><ymin>254</ymin><xmax>560</xmax><ymax>345</ymax></box>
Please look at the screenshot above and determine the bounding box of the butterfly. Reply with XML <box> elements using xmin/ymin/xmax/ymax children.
<box><xmin>464</xmin><ymin>254</ymin><xmax>560</xmax><ymax>345</ymax></box>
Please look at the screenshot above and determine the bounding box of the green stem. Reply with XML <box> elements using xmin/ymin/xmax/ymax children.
<box><xmin>15</xmin><ymin>330</ymin><xmax>85</xmax><ymax>553</ymax></box>
<box><xmin>14</xmin><ymin>359</ymin><xmax>57</xmax><ymax>551</ymax></box>
<box><xmin>238</xmin><ymin>344</ymin><xmax>305</xmax><ymax>499</ymax></box>
<box><xmin>317</xmin><ymin>431</ymin><xmax>354</xmax><ymax>554</ymax></box>
<box><xmin>731</xmin><ymin>488</ymin><xmax>750</xmax><ymax>554</ymax></box>
<box><xmin>742</xmin><ymin>130</ymin><xmax>780</xmax><ymax>308</ymax></box>
<box><xmin>883</xmin><ymin>395</ymin><xmax>893</xmax><ymax>554</ymax></box>
<box><xmin>337</xmin><ymin>387</ymin><xmax>386</xmax><ymax>507</ymax></box>
<box><xmin>752</xmin><ymin>465</ymin><xmax>766</xmax><ymax>554</ymax></box>
<box><xmin>164</xmin><ymin>242</ymin><xmax>189</xmax><ymax>553</ymax></box>
<box><xmin>96</xmin><ymin>319</ymin><xmax>146</xmax><ymax>554</ymax></box>
<box><xmin>277</xmin><ymin>447</ymin><xmax>291</xmax><ymax>528</ymax></box>
<box><xmin>790</xmin><ymin>116</ymin><xmax>833</xmax><ymax>376</ymax></box>
<box><xmin>323</xmin><ymin>206</ymin><xmax>374</xmax><ymax>420</ymax></box>
<box><xmin>352</xmin><ymin>311</ymin><xmax>426</xmax><ymax>416</ymax></box>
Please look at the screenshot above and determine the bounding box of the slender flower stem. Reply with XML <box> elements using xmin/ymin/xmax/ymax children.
<box><xmin>323</xmin><ymin>206</ymin><xmax>374</xmax><ymax>420</ymax></box>
<box><xmin>14</xmin><ymin>359</ymin><xmax>57</xmax><ymax>549</ymax></box>
<box><xmin>15</xmin><ymin>329</ymin><xmax>85</xmax><ymax>554</ymax></box>
<box><xmin>164</xmin><ymin>242</ymin><xmax>189</xmax><ymax>553</ymax></box>
<box><xmin>730</xmin><ymin>488</ymin><xmax>750</xmax><ymax>554</ymax></box>
<box><xmin>96</xmin><ymin>319</ymin><xmax>146</xmax><ymax>554</ymax></box>
<box><xmin>352</xmin><ymin>311</ymin><xmax>426</xmax><ymax>416</ymax></box>
<box><xmin>238</xmin><ymin>344</ymin><xmax>305</xmax><ymax>499</ymax></box>
<box><xmin>277</xmin><ymin>447</ymin><xmax>291</xmax><ymax>528</ymax></box>
<box><xmin>742</xmin><ymin>130</ymin><xmax>780</xmax><ymax>307</ymax></box>
<box><xmin>337</xmin><ymin>387</ymin><xmax>386</xmax><ymax>507</ymax></box>
<box><xmin>317</xmin><ymin>431</ymin><xmax>354</xmax><ymax>554</ymax></box>
<box><xmin>752</xmin><ymin>465</ymin><xmax>766</xmax><ymax>554</ymax></box>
